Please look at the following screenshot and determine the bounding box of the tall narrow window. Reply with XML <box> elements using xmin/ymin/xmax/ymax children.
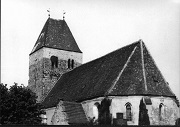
<box><xmin>50</xmin><ymin>56</ymin><xmax>58</xmax><ymax>69</ymax></box>
<box><xmin>68</xmin><ymin>59</ymin><xmax>71</xmax><ymax>69</ymax></box>
<box><xmin>68</xmin><ymin>59</ymin><xmax>75</xmax><ymax>69</ymax></box>
<box><xmin>125</xmin><ymin>102</ymin><xmax>132</xmax><ymax>121</ymax></box>
<box><xmin>159</xmin><ymin>103</ymin><xmax>164</xmax><ymax>121</ymax></box>
<box><xmin>71</xmin><ymin>59</ymin><xmax>74</xmax><ymax>69</ymax></box>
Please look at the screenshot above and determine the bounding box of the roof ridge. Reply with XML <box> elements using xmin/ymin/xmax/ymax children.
<box><xmin>82</xmin><ymin>41</ymin><xmax>139</xmax><ymax>65</ymax></box>
<box><xmin>44</xmin><ymin>18</ymin><xmax>50</xmax><ymax>48</ymax></box>
<box><xmin>140</xmin><ymin>40</ymin><xmax>147</xmax><ymax>92</ymax></box>
<box><xmin>105</xmin><ymin>45</ymin><xmax>138</xmax><ymax>95</ymax></box>
<box><xmin>30</xmin><ymin>18</ymin><xmax>50</xmax><ymax>55</ymax></box>
<box><xmin>59</xmin><ymin>42</ymin><xmax>140</xmax><ymax>79</ymax></box>
<box><xmin>49</xmin><ymin>17</ymin><xmax>63</xmax><ymax>21</ymax></box>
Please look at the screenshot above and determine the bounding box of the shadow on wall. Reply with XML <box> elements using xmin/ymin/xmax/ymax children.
<box><xmin>176</xmin><ymin>118</ymin><xmax>180</xmax><ymax>125</ymax></box>
<box><xmin>88</xmin><ymin>97</ymin><xmax>112</xmax><ymax>125</ymax></box>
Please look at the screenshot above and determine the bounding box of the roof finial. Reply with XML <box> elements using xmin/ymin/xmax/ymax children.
<box><xmin>47</xmin><ymin>8</ymin><xmax>50</xmax><ymax>18</ymax></box>
<box><xmin>139</xmin><ymin>39</ymin><xmax>143</xmax><ymax>43</ymax></box>
<box><xmin>63</xmin><ymin>10</ymin><xmax>66</xmax><ymax>20</ymax></box>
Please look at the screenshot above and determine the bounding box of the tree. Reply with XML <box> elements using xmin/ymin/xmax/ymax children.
<box><xmin>138</xmin><ymin>98</ymin><xmax>150</xmax><ymax>125</ymax></box>
<box><xmin>0</xmin><ymin>83</ymin><xmax>9</xmax><ymax>124</ymax></box>
<box><xmin>0</xmin><ymin>83</ymin><xmax>45</xmax><ymax>124</ymax></box>
<box><xmin>98</xmin><ymin>97</ymin><xmax>112</xmax><ymax>125</ymax></box>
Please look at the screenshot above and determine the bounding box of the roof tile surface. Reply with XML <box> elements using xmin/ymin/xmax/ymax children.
<box><xmin>30</xmin><ymin>18</ymin><xmax>82</xmax><ymax>55</ymax></box>
<box><xmin>42</xmin><ymin>41</ymin><xmax>175</xmax><ymax>108</ymax></box>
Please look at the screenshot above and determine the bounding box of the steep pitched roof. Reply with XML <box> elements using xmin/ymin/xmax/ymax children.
<box><xmin>42</xmin><ymin>40</ymin><xmax>175</xmax><ymax>108</ymax></box>
<box><xmin>30</xmin><ymin>18</ymin><xmax>82</xmax><ymax>55</ymax></box>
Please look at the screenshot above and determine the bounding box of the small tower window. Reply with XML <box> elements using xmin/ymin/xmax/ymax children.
<box><xmin>68</xmin><ymin>59</ymin><xmax>75</xmax><ymax>69</ymax></box>
<box><xmin>125</xmin><ymin>102</ymin><xmax>132</xmax><ymax>121</ymax></box>
<box><xmin>68</xmin><ymin>59</ymin><xmax>71</xmax><ymax>69</ymax></box>
<box><xmin>71</xmin><ymin>59</ymin><xmax>74</xmax><ymax>69</ymax></box>
<box><xmin>50</xmin><ymin>56</ymin><xmax>58</xmax><ymax>69</ymax></box>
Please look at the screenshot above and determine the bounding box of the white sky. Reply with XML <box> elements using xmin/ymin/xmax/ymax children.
<box><xmin>1</xmin><ymin>0</ymin><xmax>180</xmax><ymax>100</ymax></box>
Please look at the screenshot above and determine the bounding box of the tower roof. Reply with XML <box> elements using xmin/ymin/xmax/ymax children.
<box><xmin>42</xmin><ymin>40</ymin><xmax>176</xmax><ymax>108</ymax></box>
<box><xmin>30</xmin><ymin>18</ymin><xmax>82</xmax><ymax>55</ymax></box>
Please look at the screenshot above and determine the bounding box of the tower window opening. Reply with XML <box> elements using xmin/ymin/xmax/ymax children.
<box><xmin>71</xmin><ymin>59</ymin><xmax>74</xmax><ymax>69</ymax></box>
<box><xmin>125</xmin><ymin>102</ymin><xmax>132</xmax><ymax>121</ymax></box>
<box><xmin>68</xmin><ymin>59</ymin><xmax>75</xmax><ymax>69</ymax></box>
<box><xmin>68</xmin><ymin>59</ymin><xmax>71</xmax><ymax>69</ymax></box>
<box><xmin>50</xmin><ymin>56</ymin><xmax>58</xmax><ymax>69</ymax></box>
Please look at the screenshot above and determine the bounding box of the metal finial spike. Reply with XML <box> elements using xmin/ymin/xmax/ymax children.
<box><xmin>63</xmin><ymin>10</ymin><xmax>66</xmax><ymax>20</ymax></box>
<box><xmin>47</xmin><ymin>8</ymin><xmax>50</xmax><ymax>18</ymax></box>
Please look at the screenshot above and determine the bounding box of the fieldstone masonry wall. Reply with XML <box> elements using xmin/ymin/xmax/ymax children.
<box><xmin>82</xmin><ymin>96</ymin><xmax>179</xmax><ymax>125</ymax></box>
<box><xmin>28</xmin><ymin>47</ymin><xmax>82</xmax><ymax>102</ymax></box>
<box><xmin>82</xmin><ymin>97</ymin><xmax>104</xmax><ymax>121</ymax></box>
<box><xmin>149</xmin><ymin>97</ymin><xmax>179</xmax><ymax>125</ymax></box>
<box><xmin>110</xmin><ymin>96</ymin><xmax>141</xmax><ymax>125</ymax></box>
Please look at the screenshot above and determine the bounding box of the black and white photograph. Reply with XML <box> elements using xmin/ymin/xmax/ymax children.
<box><xmin>1</xmin><ymin>0</ymin><xmax>180</xmax><ymax>125</ymax></box>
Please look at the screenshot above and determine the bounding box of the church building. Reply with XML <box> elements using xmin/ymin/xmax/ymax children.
<box><xmin>28</xmin><ymin>17</ymin><xmax>179</xmax><ymax>125</ymax></box>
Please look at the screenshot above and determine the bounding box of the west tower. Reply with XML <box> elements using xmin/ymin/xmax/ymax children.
<box><xmin>28</xmin><ymin>18</ymin><xmax>83</xmax><ymax>102</ymax></box>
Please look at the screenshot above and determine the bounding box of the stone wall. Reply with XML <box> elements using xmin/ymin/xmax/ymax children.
<box><xmin>81</xmin><ymin>97</ymin><xmax>104</xmax><ymax>121</ymax></box>
<box><xmin>110</xmin><ymin>96</ymin><xmax>141</xmax><ymax>125</ymax></box>
<box><xmin>81</xmin><ymin>96</ymin><xmax>179</xmax><ymax>125</ymax></box>
<box><xmin>43</xmin><ymin>48</ymin><xmax>82</xmax><ymax>63</ymax></box>
<box><xmin>28</xmin><ymin>49</ymin><xmax>44</xmax><ymax>101</ymax></box>
<box><xmin>149</xmin><ymin>96</ymin><xmax>179</xmax><ymax>125</ymax></box>
<box><xmin>28</xmin><ymin>47</ymin><xmax>83</xmax><ymax>102</ymax></box>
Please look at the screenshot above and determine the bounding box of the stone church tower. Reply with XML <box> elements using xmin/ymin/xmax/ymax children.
<box><xmin>28</xmin><ymin>17</ymin><xmax>82</xmax><ymax>102</ymax></box>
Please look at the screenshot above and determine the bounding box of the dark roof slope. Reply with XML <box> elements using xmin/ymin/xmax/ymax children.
<box><xmin>61</xmin><ymin>101</ymin><xmax>88</xmax><ymax>124</ymax></box>
<box><xmin>42</xmin><ymin>40</ymin><xmax>175</xmax><ymax>108</ymax></box>
<box><xmin>30</xmin><ymin>18</ymin><xmax>82</xmax><ymax>55</ymax></box>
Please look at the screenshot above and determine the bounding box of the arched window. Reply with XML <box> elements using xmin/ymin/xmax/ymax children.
<box><xmin>125</xmin><ymin>102</ymin><xmax>132</xmax><ymax>121</ymax></box>
<box><xmin>50</xmin><ymin>56</ymin><xmax>58</xmax><ymax>69</ymax></box>
<box><xmin>159</xmin><ymin>103</ymin><xmax>164</xmax><ymax>121</ymax></box>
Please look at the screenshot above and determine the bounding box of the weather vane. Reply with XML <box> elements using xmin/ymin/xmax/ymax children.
<box><xmin>47</xmin><ymin>8</ymin><xmax>50</xmax><ymax>18</ymax></box>
<box><xmin>63</xmin><ymin>10</ymin><xmax>66</xmax><ymax>20</ymax></box>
